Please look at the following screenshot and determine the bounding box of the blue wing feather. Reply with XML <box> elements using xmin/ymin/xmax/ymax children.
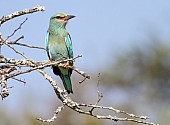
<box><xmin>45</xmin><ymin>31</ymin><xmax>51</xmax><ymax>59</ymax></box>
<box><xmin>65</xmin><ymin>33</ymin><xmax>73</xmax><ymax>58</ymax></box>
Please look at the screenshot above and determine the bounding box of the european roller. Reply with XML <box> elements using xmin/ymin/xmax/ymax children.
<box><xmin>45</xmin><ymin>13</ymin><xmax>75</xmax><ymax>94</ymax></box>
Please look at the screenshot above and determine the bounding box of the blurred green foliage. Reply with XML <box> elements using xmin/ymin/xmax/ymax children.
<box><xmin>101</xmin><ymin>40</ymin><xmax>170</xmax><ymax>103</ymax></box>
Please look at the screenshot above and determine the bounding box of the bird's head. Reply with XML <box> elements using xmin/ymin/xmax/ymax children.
<box><xmin>50</xmin><ymin>13</ymin><xmax>75</xmax><ymax>28</ymax></box>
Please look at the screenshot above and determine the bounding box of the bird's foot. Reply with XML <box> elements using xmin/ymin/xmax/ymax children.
<box><xmin>0</xmin><ymin>54</ymin><xmax>4</xmax><ymax>58</ymax></box>
<box><xmin>47</xmin><ymin>60</ymin><xmax>52</xmax><ymax>63</ymax></box>
<box><xmin>59</xmin><ymin>61</ymin><xmax>70</xmax><ymax>68</ymax></box>
<box><xmin>48</xmin><ymin>60</ymin><xmax>56</xmax><ymax>64</ymax></box>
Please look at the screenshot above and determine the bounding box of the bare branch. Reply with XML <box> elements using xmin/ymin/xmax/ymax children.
<box><xmin>10</xmin><ymin>42</ymin><xmax>45</xmax><ymax>50</ymax></box>
<box><xmin>11</xmin><ymin>77</ymin><xmax>26</xmax><ymax>84</ymax></box>
<box><xmin>0</xmin><ymin>57</ymin><xmax>159</xmax><ymax>125</ymax></box>
<box><xmin>0</xmin><ymin>5</ymin><xmax>45</xmax><ymax>25</ymax></box>
<box><xmin>5</xmin><ymin>42</ymin><xmax>27</xmax><ymax>58</ymax></box>
<box><xmin>0</xmin><ymin>56</ymin><xmax>89</xmax><ymax>80</ymax></box>
<box><xmin>12</xmin><ymin>35</ymin><xmax>24</xmax><ymax>43</ymax></box>
<box><xmin>1</xmin><ymin>35</ymin><xmax>45</xmax><ymax>50</ymax></box>
<box><xmin>6</xmin><ymin>18</ymin><xmax>28</xmax><ymax>40</ymax></box>
<box><xmin>1</xmin><ymin>18</ymin><xmax>28</xmax><ymax>58</ymax></box>
<box><xmin>37</xmin><ymin>104</ymin><xmax>65</xmax><ymax>122</ymax></box>
<box><xmin>79</xmin><ymin>77</ymin><xmax>88</xmax><ymax>83</ymax></box>
<box><xmin>36</xmin><ymin>68</ymin><xmax>158</xmax><ymax>125</ymax></box>
<box><xmin>0</xmin><ymin>75</ymin><xmax>9</xmax><ymax>100</ymax></box>
<box><xmin>69</xmin><ymin>65</ymin><xmax>90</xmax><ymax>80</ymax></box>
<box><xmin>0</xmin><ymin>65</ymin><xmax>16</xmax><ymax>99</ymax></box>
<box><xmin>89</xmin><ymin>73</ymin><xmax>103</xmax><ymax>114</ymax></box>
<box><xmin>79</xmin><ymin>103</ymin><xmax>149</xmax><ymax>120</ymax></box>
<box><xmin>96</xmin><ymin>73</ymin><xmax>103</xmax><ymax>103</ymax></box>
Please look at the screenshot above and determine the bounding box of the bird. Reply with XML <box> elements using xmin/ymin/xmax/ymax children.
<box><xmin>45</xmin><ymin>13</ymin><xmax>75</xmax><ymax>94</ymax></box>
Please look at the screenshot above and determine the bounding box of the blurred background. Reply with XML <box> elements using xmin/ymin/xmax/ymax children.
<box><xmin>1</xmin><ymin>0</ymin><xmax>170</xmax><ymax>125</ymax></box>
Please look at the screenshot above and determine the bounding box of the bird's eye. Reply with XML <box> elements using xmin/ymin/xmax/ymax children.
<box><xmin>56</xmin><ymin>16</ymin><xmax>65</xmax><ymax>20</ymax></box>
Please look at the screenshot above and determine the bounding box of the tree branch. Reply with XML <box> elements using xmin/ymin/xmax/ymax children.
<box><xmin>6</xmin><ymin>18</ymin><xmax>28</xmax><ymax>40</ymax></box>
<box><xmin>37</xmin><ymin>104</ymin><xmax>65</xmax><ymax>122</ymax></box>
<box><xmin>0</xmin><ymin>5</ymin><xmax>45</xmax><ymax>25</ymax></box>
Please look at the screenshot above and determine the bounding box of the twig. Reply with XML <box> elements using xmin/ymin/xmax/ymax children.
<box><xmin>89</xmin><ymin>73</ymin><xmax>103</xmax><ymax>114</ymax></box>
<box><xmin>0</xmin><ymin>57</ymin><xmax>159</xmax><ymax>125</ymax></box>
<box><xmin>7</xmin><ymin>67</ymin><xmax>43</xmax><ymax>79</ymax></box>
<box><xmin>0</xmin><ymin>5</ymin><xmax>45</xmax><ymax>25</ymax></box>
<box><xmin>6</xmin><ymin>18</ymin><xmax>28</xmax><ymax>40</ymax></box>
<box><xmin>0</xmin><ymin>75</ymin><xmax>9</xmax><ymax>100</ymax></box>
<box><xmin>0</xmin><ymin>64</ymin><xmax>16</xmax><ymax>74</ymax></box>
<box><xmin>4</xmin><ymin>42</ymin><xmax>27</xmax><ymax>58</ymax></box>
<box><xmin>10</xmin><ymin>42</ymin><xmax>45</xmax><ymax>50</ymax></box>
<box><xmin>79</xmin><ymin>77</ymin><xmax>87</xmax><ymax>83</ymax></box>
<box><xmin>37</xmin><ymin>104</ymin><xmax>65</xmax><ymax>122</ymax></box>
<box><xmin>2</xmin><ymin>18</ymin><xmax>28</xmax><ymax>58</ymax></box>
<box><xmin>79</xmin><ymin>103</ymin><xmax>149</xmax><ymax>120</ymax></box>
<box><xmin>96</xmin><ymin>73</ymin><xmax>103</xmax><ymax>103</ymax></box>
<box><xmin>68</xmin><ymin>65</ymin><xmax>90</xmax><ymax>79</ymax></box>
<box><xmin>0</xmin><ymin>57</ymin><xmax>90</xmax><ymax>81</ymax></box>
<box><xmin>11</xmin><ymin>77</ymin><xmax>26</xmax><ymax>84</ymax></box>
<box><xmin>37</xmin><ymin>68</ymin><xmax>158</xmax><ymax>125</ymax></box>
<box><xmin>12</xmin><ymin>35</ymin><xmax>24</xmax><ymax>43</ymax></box>
<box><xmin>61</xmin><ymin>55</ymin><xmax>90</xmax><ymax>79</ymax></box>
<box><xmin>1</xmin><ymin>35</ymin><xmax>45</xmax><ymax>50</ymax></box>
<box><xmin>0</xmin><ymin>64</ymin><xmax>16</xmax><ymax>99</ymax></box>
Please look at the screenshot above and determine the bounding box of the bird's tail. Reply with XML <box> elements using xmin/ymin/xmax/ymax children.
<box><xmin>60</xmin><ymin>74</ymin><xmax>73</xmax><ymax>94</ymax></box>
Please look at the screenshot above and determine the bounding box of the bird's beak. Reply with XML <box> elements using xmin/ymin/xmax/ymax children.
<box><xmin>66</xmin><ymin>15</ymin><xmax>76</xmax><ymax>20</ymax></box>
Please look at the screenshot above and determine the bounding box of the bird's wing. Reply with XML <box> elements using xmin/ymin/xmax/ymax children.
<box><xmin>45</xmin><ymin>31</ymin><xmax>51</xmax><ymax>59</ymax></box>
<box><xmin>65</xmin><ymin>33</ymin><xmax>73</xmax><ymax>58</ymax></box>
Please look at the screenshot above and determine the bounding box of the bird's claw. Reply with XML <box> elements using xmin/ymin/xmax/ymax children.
<box><xmin>59</xmin><ymin>61</ymin><xmax>70</xmax><ymax>68</ymax></box>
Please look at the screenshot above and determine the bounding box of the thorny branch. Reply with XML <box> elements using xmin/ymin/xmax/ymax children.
<box><xmin>0</xmin><ymin>5</ymin><xmax>159</xmax><ymax>125</ymax></box>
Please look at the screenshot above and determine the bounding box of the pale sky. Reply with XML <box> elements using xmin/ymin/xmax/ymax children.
<box><xmin>1</xmin><ymin>1</ymin><xmax>170</xmax><ymax>71</ymax></box>
<box><xmin>1</xmin><ymin>1</ymin><xmax>170</xmax><ymax>124</ymax></box>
